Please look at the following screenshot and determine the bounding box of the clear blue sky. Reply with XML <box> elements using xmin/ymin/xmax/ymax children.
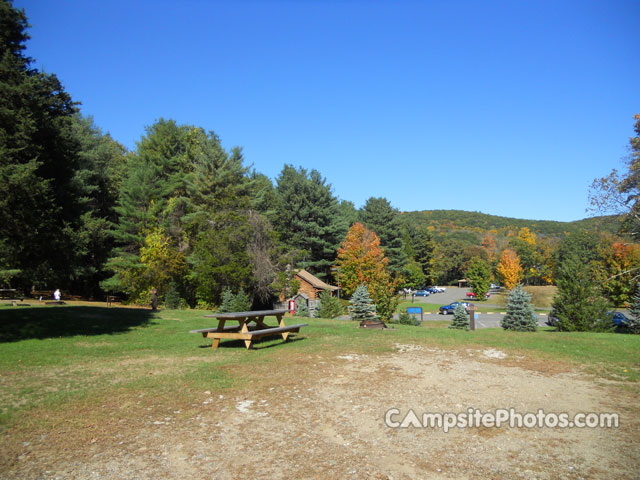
<box><xmin>15</xmin><ymin>0</ymin><xmax>639</xmax><ymax>222</ymax></box>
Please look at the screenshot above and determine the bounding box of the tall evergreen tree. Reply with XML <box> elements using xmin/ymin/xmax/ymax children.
<box><xmin>0</xmin><ymin>0</ymin><xmax>86</xmax><ymax>291</ymax></box>
<box><xmin>69</xmin><ymin>114</ymin><xmax>127</xmax><ymax>297</ymax></box>
<box><xmin>552</xmin><ymin>252</ymin><xmax>611</xmax><ymax>332</ymax></box>
<box><xmin>411</xmin><ymin>227</ymin><xmax>435</xmax><ymax>284</ymax></box>
<box><xmin>359</xmin><ymin>197</ymin><xmax>407</xmax><ymax>275</ymax></box>
<box><xmin>273</xmin><ymin>165</ymin><xmax>347</xmax><ymax>278</ymax></box>
<box><xmin>105</xmin><ymin>120</ymin><xmax>254</xmax><ymax>304</ymax></box>
<box><xmin>627</xmin><ymin>283</ymin><xmax>640</xmax><ymax>334</ymax></box>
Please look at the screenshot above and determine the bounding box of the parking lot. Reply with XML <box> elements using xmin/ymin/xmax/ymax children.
<box><xmin>403</xmin><ymin>286</ymin><xmax>549</xmax><ymax>328</ymax></box>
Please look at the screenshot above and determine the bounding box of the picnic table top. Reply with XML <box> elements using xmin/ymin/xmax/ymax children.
<box><xmin>204</xmin><ymin>309</ymin><xmax>288</xmax><ymax>319</ymax></box>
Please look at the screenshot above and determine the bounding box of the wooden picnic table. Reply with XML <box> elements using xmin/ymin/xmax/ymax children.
<box><xmin>190</xmin><ymin>309</ymin><xmax>307</xmax><ymax>350</ymax></box>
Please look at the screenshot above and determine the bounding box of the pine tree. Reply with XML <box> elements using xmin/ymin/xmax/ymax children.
<box><xmin>501</xmin><ymin>284</ymin><xmax>537</xmax><ymax>331</ymax></box>
<box><xmin>449</xmin><ymin>303</ymin><xmax>469</xmax><ymax>330</ymax></box>
<box><xmin>627</xmin><ymin>283</ymin><xmax>640</xmax><ymax>334</ymax></box>
<box><xmin>273</xmin><ymin>165</ymin><xmax>347</xmax><ymax>278</ymax></box>
<box><xmin>552</xmin><ymin>253</ymin><xmax>611</xmax><ymax>332</ymax></box>
<box><xmin>411</xmin><ymin>227</ymin><xmax>435</xmax><ymax>284</ymax></box>
<box><xmin>0</xmin><ymin>1</ymin><xmax>87</xmax><ymax>291</ymax></box>
<box><xmin>294</xmin><ymin>301</ymin><xmax>310</xmax><ymax>318</ymax></box>
<box><xmin>218</xmin><ymin>288</ymin><xmax>235</xmax><ymax>313</ymax></box>
<box><xmin>164</xmin><ymin>281</ymin><xmax>181</xmax><ymax>309</ymax></box>
<box><xmin>315</xmin><ymin>290</ymin><xmax>344</xmax><ymax>319</ymax></box>
<box><xmin>231</xmin><ymin>288</ymin><xmax>252</xmax><ymax>312</ymax></box>
<box><xmin>359</xmin><ymin>197</ymin><xmax>407</xmax><ymax>274</ymax></box>
<box><xmin>348</xmin><ymin>285</ymin><xmax>379</xmax><ymax>322</ymax></box>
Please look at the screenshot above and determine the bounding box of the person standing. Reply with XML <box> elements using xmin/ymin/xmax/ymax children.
<box><xmin>53</xmin><ymin>289</ymin><xmax>61</xmax><ymax>301</ymax></box>
<box><xmin>151</xmin><ymin>288</ymin><xmax>158</xmax><ymax>311</ymax></box>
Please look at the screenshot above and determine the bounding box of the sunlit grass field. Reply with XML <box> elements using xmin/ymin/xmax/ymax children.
<box><xmin>0</xmin><ymin>303</ymin><xmax>638</xmax><ymax>433</ymax></box>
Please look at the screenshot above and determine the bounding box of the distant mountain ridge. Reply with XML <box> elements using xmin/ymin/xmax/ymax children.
<box><xmin>399</xmin><ymin>210</ymin><xmax>621</xmax><ymax>240</ymax></box>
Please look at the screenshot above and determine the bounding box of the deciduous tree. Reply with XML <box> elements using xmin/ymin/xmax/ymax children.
<box><xmin>336</xmin><ymin>223</ymin><xmax>398</xmax><ymax>321</ymax></box>
<box><xmin>466</xmin><ymin>258</ymin><xmax>492</xmax><ymax>299</ymax></box>
<box><xmin>335</xmin><ymin>223</ymin><xmax>389</xmax><ymax>296</ymax></box>
<box><xmin>496</xmin><ymin>249</ymin><xmax>523</xmax><ymax>290</ymax></box>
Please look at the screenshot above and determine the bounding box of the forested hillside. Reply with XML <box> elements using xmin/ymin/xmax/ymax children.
<box><xmin>400</xmin><ymin>210</ymin><xmax>621</xmax><ymax>243</ymax></box>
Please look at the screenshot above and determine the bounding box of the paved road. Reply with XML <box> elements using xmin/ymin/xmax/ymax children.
<box><xmin>406</xmin><ymin>311</ymin><xmax>549</xmax><ymax>328</ymax></box>
<box><xmin>400</xmin><ymin>286</ymin><xmax>550</xmax><ymax>328</ymax></box>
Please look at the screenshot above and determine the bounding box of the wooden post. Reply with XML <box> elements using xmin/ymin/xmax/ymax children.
<box><xmin>469</xmin><ymin>304</ymin><xmax>476</xmax><ymax>331</ymax></box>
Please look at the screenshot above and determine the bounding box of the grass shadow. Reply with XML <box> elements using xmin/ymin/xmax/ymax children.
<box><xmin>198</xmin><ymin>335</ymin><xmax>306</xmax><ymax>350</ymax></box>
<box><xmin>0</xmin><ymin>306</ymin><xmax>155</xmax><ymax>342</ymax></box>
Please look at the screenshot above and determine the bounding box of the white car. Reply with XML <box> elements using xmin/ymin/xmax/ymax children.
<box><xmin>434</xmin><ymin>286</ymin><xmax>446</xmax><ymax>293</ymax></box>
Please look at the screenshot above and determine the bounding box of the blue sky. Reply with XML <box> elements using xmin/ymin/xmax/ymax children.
<box><xmin>15</xmin><ymin>0</ymin><xmax>639</xmax><ymax>222</ymax></box>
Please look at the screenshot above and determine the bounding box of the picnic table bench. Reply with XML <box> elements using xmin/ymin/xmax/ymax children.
<box><xmin>190</xmin><ymin>309</ymin><xmax>307</xmax><ymax>350</ymax></box>
<box><xmin>0</xmin><ymin>289</ymin><xmax>26</xmax><ymax>306</ymax></box>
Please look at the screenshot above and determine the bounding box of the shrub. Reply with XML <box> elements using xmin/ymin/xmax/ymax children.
<box><xmin>501</xmin><ymin>284</ymin><xmax>537</xmax><ymax>331</ymax></box>
<box><xmin>218</xmin><ymin>288</ymin><xmax>252</xmax><ymax>313</ymax></box>
<box><xmin>392</xmin><ymin>312</ymin><xmax>420</xmax><ymax>326</ymax></box>
<box><xmin>164</xmin><ymin>281</ymin><xmax>181</xmax><ymax>310</ymax></box>
<box><xmin>218</xmin><ymin>288</ymin><xmax>235</xmax><ymax>313</ymax></box>
<box><xmin>349</xmin><ymin>284</ymin><xmax>379</xmax><ymax>322</ymax></box>
<box><xmin>294</xmin><ymin>301</ymin><xmax>310</xmax><ymax>317</ymax></box>
<box><xmin>449</xmin><ymin>303</ymin><xmax>469</xmax><ymax>330</ymax></box>
<box><xmin>231</xmin><ymin>288</ymin><xmax>251</xmax><ymax>312</ymax></box>
<box><xmin>315</xmin><ymin>291</ymin><xmax>344</xmax><ymax>319</ymax></box>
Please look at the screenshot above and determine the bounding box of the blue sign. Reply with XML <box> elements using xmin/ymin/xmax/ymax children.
<box><xmin>407</xmin><ymin>307</ymin><xmax>422</xmax><ymax>314</ymax></box>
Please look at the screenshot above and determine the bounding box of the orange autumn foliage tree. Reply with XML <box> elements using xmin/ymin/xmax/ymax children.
<box><xmin>481</xmin><ymin>232</ymin><xmax>498</xmax><ymax>261</ymax></box>
<box><xmin>496</xmin><ymin>249</ymin><xmax>523</xmax><ymax>290</ymax></box>
<box><xmin>335</xmin><ymin>222</ymin><xmax>389</xmax><ymax>297</ymax></box>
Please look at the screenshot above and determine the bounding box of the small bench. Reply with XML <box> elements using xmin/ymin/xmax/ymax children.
<box><xmin>244</xmin><ymin>324</ymin><xmax>307</xmax><ymax>340</ymax></box>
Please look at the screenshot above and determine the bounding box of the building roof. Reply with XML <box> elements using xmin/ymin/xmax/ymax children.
<box><xmin>296</xmin><ymin>269</ymin><xmax>339</xmax><ymax>291</ymax></box>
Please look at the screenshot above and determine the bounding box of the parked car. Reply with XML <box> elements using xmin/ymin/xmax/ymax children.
<box><xmin>547</xmin><ymin>310</ymin><xmax>630</xmax><ymax>328</ymax></box>
<box><xmin>610</xmin><ymin>312</ymin><xmax>629</xmax><ymax>326</ymax></box>
<box><xmin>466</xmin><ymin>292</ymin><xmax>490</xmax><ymax>299</ymax></box>
<box><xmin>490</xmin><ymin>284</ymin><xmax>501</xmax><ymax>290</ymax></box>
<box><xmin>434</xmin><ymin>286</ymin><xmax>446</xmax><ymax>293</ymax></box>
<box><xmin>439</xmin><ymin>302</ymin><xmax>471</xmax><ymax>315</ymax></box>
<box><xmin>425</xmin><ymin>287</ymin><xmax>439</xmax><ymax>294</ymax></box>
<box><xmin>414</xmin><ymin>289</ymin><xmax>430</xmax><ymax>297</ymax></box>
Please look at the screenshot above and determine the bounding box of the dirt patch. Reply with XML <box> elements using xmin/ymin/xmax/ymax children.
<box><xmin>2</xmin><ymin>345</ymin><xmax>638</xmax><ymax>479</ymax></box>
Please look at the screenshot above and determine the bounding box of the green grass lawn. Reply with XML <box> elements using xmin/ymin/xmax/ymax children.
<box><xmin>1</xmin><ymin>304</ymin><xmax>638</xmax><ymax>433</ymax></box>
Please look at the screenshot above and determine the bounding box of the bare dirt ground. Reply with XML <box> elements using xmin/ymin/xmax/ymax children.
<box><xmin>3</xmin><ymin>344</ymin><xmax>638</xmax><ymax>479</ymax></box>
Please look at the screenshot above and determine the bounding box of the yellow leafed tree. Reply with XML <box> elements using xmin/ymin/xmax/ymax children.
<box><xmin>496</xmin><ymin>249</ymin><xmax>523</xmax><ymax>290</ymax></box>
<box><xmin>517</xmin><ymin>227</ymin><xmax>536</xmax><ymax>246</ymax></box>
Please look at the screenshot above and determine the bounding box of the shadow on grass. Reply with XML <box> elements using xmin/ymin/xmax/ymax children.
<box><xmin>0</xmin><ymin>306</ymin><xmax>155</xmax><ymax>342</ymax></box>
<box><xmin>197</xmin><ymin>336</ymin><xmax>306</xmax><ymax>350</ymax></box>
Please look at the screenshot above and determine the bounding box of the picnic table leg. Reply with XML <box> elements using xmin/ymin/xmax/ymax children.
<box><xmin>241</xmin><ymin>319</ymin><xmax>253</xmax><ymax>349</ymax></box>
<box><xmin>276</xmin><ymin>314</ymin><xmax>291</xmax><ymax>341</ymax></box>
<box><xmin>210</xmin><ymin>319</ymin><xmax>227</xmax><ymax>349</ymax></box>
